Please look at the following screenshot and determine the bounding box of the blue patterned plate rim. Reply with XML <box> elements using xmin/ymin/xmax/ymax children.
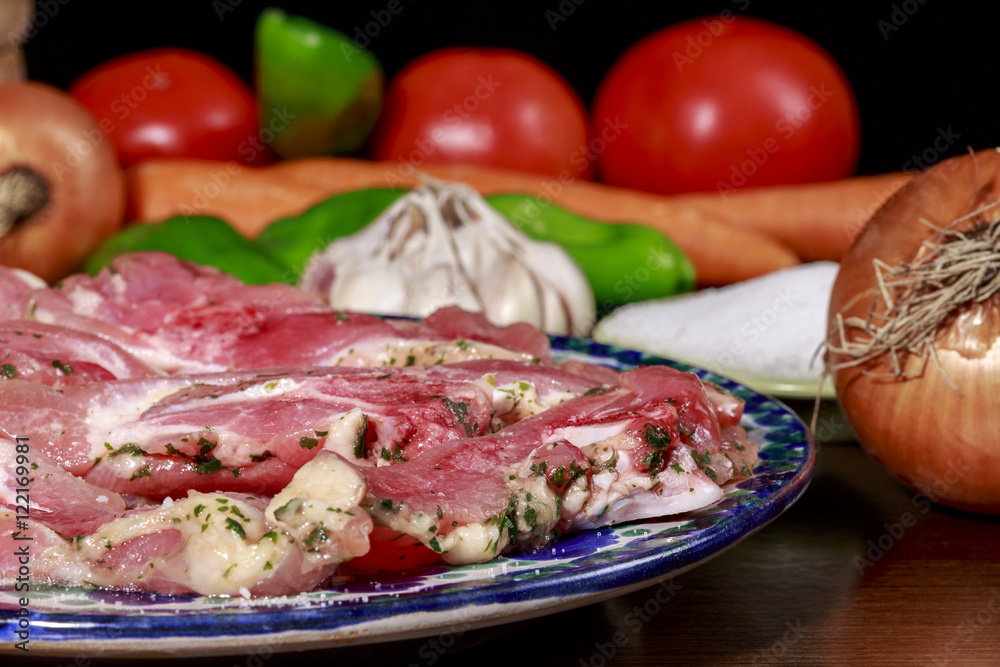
<box><xmin>0</xmin><ymin>337</ymin><xmax>816</xmax><ymax>655</ymax></box>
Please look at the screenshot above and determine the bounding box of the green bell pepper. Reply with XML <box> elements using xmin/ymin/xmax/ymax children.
<box><xmin>254</xmin><ymin>8</ymin><xmax>383</xmax><ymax>158</ymax></box>
<box><xmin>485</xmin><ymin>194</ymin><xmax>696</xmax><ymax>312</ymax></box>
<box><xmin>256</xmin><ymin>188</ymin><xmax>409</xmax><ymax>273</ymax></box>
<box><xmin>255</xmin><ymin>188</ymin><xmax>695</xmax><ymax>312</ymax></box>
<box><xmin>85</xmin><ymin>216</ymin><xmax>291</xmax><ymax>285</ymax></box>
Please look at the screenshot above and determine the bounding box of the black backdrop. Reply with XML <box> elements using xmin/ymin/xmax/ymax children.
<box><xmin>21</xmin><ymin>0</ymin><xmax>999</xmax><ymax>177</ymax></box>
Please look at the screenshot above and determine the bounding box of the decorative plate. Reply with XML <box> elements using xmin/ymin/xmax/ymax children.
<box><xmin>0</xmin><ymin>338</ymin><xmax>816</xmax><ymax>658</ymax></box>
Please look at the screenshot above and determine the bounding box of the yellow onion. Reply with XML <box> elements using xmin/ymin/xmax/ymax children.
<box><xmin>0</xmin><ymin>82</ymin><xmax>125</xmax><ymax>282</ymax></box>
<box><xmin>826</xmin><ymin>148</ymin><xmax>1000</xmax><ymax>514</ymax></box>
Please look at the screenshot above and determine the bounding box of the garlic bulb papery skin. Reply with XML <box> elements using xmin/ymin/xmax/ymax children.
<box><xmin>298</xmin><ymin>180</ymin><xmax>596</xmax><ymax>336</ymax></box>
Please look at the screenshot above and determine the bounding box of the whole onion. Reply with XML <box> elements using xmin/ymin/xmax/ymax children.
<box><xmin>826</xmin><ymin>148</ymin><xmax>1000</xmax><ymax>514</ymax></box>
<box><xmin>0</xmin><ymin>81</ymin><xmax>125</xmax><ymax>282</ymax></box>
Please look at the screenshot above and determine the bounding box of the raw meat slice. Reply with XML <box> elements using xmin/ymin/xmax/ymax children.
<box><xmin>0</xmin><ymin>438</ymin><xmax>126</xmax><ymax>538</ymax></box>
<box><xmin>0</xmin><ymin>369</ymin><xmax>489</xmax><ymax>496</ymax></box>
<box><xmin>0</xmin><ymin>321</ymin><xmax>159</xmax><ymax>386</ymax></box>
<box><xmin>0</xmin><ymin>359</ymin><xmax>609</xmax><ymax>497</ymax></box>
<box><xmin>0</xmin><ymin>452</ymin><xmax>370</xmax><ymax>597</ymax></box>
<box><xmin>26</xmin><ymin>252</ymin><xmax>558</xmax><ymax>373</ymax></box>
<box><xmin>0</xmin><ymin>265</ymin><xmax>45</xmax><ymax>320</ymax></box>
<box><xmin>361</xmin><ymin>365</ymin><xmax>757</xmax><ymax>564</ymax></box>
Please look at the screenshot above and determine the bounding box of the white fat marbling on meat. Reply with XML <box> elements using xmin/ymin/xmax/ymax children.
<box><xmin>571</xmin><ymin>444</ymin><xmax>723</xmax><ymax>531</ymax></box>
<box><xmin>333</xmin><ymin>337</ymin><xmax>538</xmax><ymax>368</ymax></box>
<box><xmin>78</xmin><ymin>493</ymin><xmax>288</xmax><ymax>595</ymax></box>
<box><xmin>489</xmin><ymin>378</ymin><xmax>578</xmax><ymax>422</ymax></box>
<box><xmin>317</xmin><ymin>408</ymin><xmax>368</xmax><ymax>462</ymax></box>
<box><xmin>65</xmin><ymin>287</ymin><xmax>106</xmax><ymax>319</ymax></box>
<box><xmin>266</xmin><ymin>451</ymin><xmax>372</xmax><ymax>570</ymax></box>
<box><xmin>85</xmin><ymin>380</ymin><xmax>191</xmax><ymax>462</ymax></box>
<box><xmin>549</xmin><ymin>422</ymin><xmax>630</xmax><ymax>449</ymax></box>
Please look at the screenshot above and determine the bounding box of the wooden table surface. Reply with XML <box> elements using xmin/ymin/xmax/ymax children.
<box><xmin>16</xmin><ymin>412</ymin><xmax>1000</xmax><ymax>667</ymax></box>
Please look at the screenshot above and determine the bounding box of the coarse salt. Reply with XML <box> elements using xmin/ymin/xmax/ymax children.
<box><xmin>594</xmin><ymin>262</ymin><xmax>839</xmax><ymax>390</ymax></box>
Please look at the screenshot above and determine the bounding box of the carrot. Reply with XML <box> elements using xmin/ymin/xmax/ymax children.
<box><xmin>668</xmin><ymin>172</ymin><xmax>914</xmax><ymax>261</ymax></box>
<box><xmin>126</xmin><ymin>157</ymin><xmax>802</xmax><ymax>287</ymax></box>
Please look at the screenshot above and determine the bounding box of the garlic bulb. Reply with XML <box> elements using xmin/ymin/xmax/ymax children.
<box><xmin>299</xmin><ymin>180</ymin><xmax>596</xmax><ymax>336</ymax></box>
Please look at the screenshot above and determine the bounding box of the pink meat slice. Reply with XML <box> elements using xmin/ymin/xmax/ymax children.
<box><xmin>0</xmin><ymin>321</ymin><xmax>159</xmax><ymax>386</ymax></box>
<box><xmin>0</xmin><ymin>354</ymin><xmax>619</xmax><ymax>486</ymax></box>
<box><xmin>0</xmin><ymin>491</ymin><xmax>351</xmax><ymax>597</ymax></box>
<box><xmin>0</xmin><ymin>265</ymin><xmax>45</xmax><ymax>321</ymax></box>
<box><xmin>0</xmin><ymin>438</ymin><xmax>127</xmax><ymax>537</ymax></box>
<box><xmin>362</xmin><ymin>365</ymin><xmax>758</xmax><ymax>562</ymax></box>
<box><xmin>26</xmin><ymin>252</ymin><xmax>561</xmax><ymax>373</ymax></box>
<box><xmin>408</xmin><ymin>307</ymin><xmax>553</xmax><ymax>363</ymax></box>
<box><xmin>28</xmin><ymin>252</ymin><xmax>339</xmax><ymax>372</ymax></box>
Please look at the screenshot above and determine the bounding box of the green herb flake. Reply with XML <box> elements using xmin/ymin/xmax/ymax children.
<box><xmin>644</xmin><ymin>450</ymin><xmax>665</xmax><ymax>475</ymax></box>
<box><xmin>1</xmin><ymin>364</ymin><xmax>16</xmax><ymax>378</ymax></box>
<box><xmin>442</xmin><ymin>397</ymin><xmax>475</xmax><ymax>436</ymax></box>
<box><xmin>192</xmin><ymin>456</ymin><xmax>223</xmax><ymax>475</ymax></box>
<box><xmin>108</xmin><ymin>443</ymin><xmax>147</xmax><ymax>458</ymax></box>
<box><xmin>51</xmin><ymin>359</ymin><xmax>74</xmax><ymax>375</ymax></box>
<box><xmin>643</xmin><ymin>424</ymin><xmax>671</xmax><ymax>448</ymax></box>
<box><xmin>225</xmin><ymin>517</ymin><xmax>246</xmax><ymax>540</ymax></box>
<box><xmin>353</xmin><ymin>414</ymin><xmax>369</xmax><ymax>459</ymax></box>
<box><xmin>194</xmin><ymin>504</ymin><xmax>206</xmax><ymax>517</ymax></box>
<box><xmin>299</xmin><ymin>436</ymin><xmax>319</xmax><ymax>450</ymax></box>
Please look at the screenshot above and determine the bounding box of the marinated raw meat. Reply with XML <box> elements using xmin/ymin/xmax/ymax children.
<box><xmin>0</xmin><ymin>252</ymin><xmax>757</xmax><ymax>597</ymax></box>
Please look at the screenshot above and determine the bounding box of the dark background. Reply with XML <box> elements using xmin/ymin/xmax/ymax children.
<box><xmin>20</xmin><ymin>0</ymin><xmax>998</xmax><ymax>177</ymax></box>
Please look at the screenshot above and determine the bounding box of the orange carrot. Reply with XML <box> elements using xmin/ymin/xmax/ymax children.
<box><xmin>668</xmin><ymin>173</ymin><xmax>914</xmax><ymax>261</ymax></box>
<box><xmin>126</xmin><ymin>157</ymin><xmax>804</xmax><ymax>286</ymax></box>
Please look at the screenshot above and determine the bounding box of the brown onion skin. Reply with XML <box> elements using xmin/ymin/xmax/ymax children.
<box><xmin>0</xmin><ymin>81</ymin><xmax>125</xmax><ymax>282</ymax></box>
<box><xmin>828</xmin><ymin>148</ymin><xmax>1000</xmax><ymax>514</ymax></box>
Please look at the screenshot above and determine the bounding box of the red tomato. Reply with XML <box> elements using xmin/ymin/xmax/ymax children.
<box><xmin>592</xmin><ymin>16</ymin><xmax>861</xmax><ymax>195</ymax></box>
<box><xmin>368</xmin><ymin>48</ymin><xmax>594</xmax><ymax>179</ymax></box>
<box><xmin>69</xmin><ymin>48</ymin><xmax>267</xmax><ymax>168</ymax></box>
